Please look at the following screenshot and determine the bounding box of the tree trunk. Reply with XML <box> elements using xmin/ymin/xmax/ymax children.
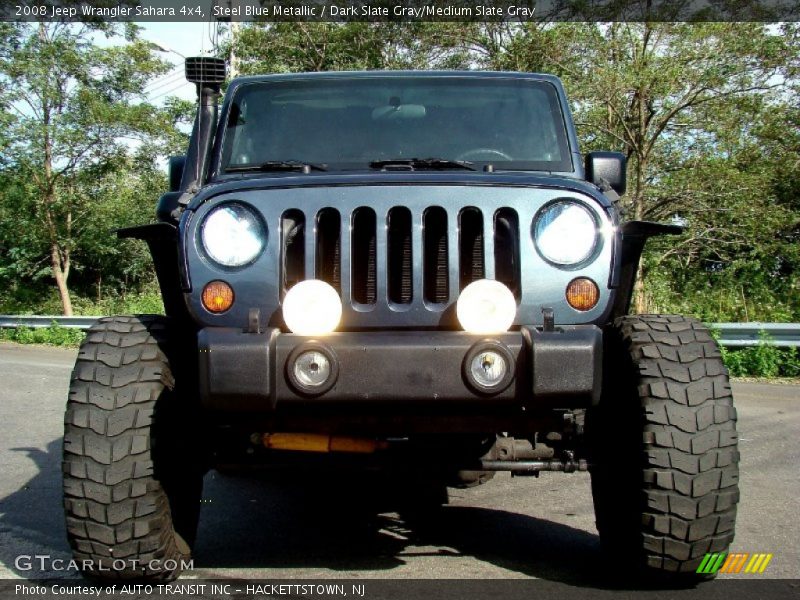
<box><xmin>630</xmin><ymin>147</ymin><xmax>649</xmax><ymax>314</ymax></box>
<box><xmin>51</xmin><ymin>243</ymin><xmax>73</xmax><ymax>316</ymax></box>
<box><xmin>632</xmin><ymin>264</ymin><xmax>647</xmax><ymax>314</ymax></box>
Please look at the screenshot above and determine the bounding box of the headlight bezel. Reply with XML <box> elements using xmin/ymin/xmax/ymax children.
<box><xmin>198</xmin><ymin>201</ymin><xmax>267</xmax><ymax>269</ymax></box>
<box><xmin>532</xmin><ymin>199</ymin><xmax>602</xmax><ymax>269</ymax></box>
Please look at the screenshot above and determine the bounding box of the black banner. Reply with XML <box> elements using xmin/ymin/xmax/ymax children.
<box><xmin>1</xmin><ymin>0</ymin><xmax>799</xmax><ymax>22</ymax></box>
<box><xmin>3</xmin><ymin>580</ymin><xmax>800</xmax><ymax>600</ymax></box>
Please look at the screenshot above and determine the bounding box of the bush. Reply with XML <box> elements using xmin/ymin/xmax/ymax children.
<box><xmin>0</xmin><ymin>322</ymin><xmax>85</xmax><ymax>347</ymax></box>
<box><xmin>0</xmin><ymin>282</ymin><xmax>164</xmax><ymax>317</ymax></box>
<box><xmin>719</xmin><ymin>331</ymin><xmax>800</xmax><ymax>378</ymax></box>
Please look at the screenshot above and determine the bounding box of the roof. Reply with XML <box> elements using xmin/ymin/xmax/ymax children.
<box><xmin>226</xmin><ymin>70</ymin><xmax>565</xmax><ymax>91</ymax></box>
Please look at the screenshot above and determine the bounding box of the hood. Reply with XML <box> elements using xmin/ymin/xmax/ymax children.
<box><xmin>186</xmin><ymin>171</ymin><xmax>612</xmax><ymax>212</ymax></box>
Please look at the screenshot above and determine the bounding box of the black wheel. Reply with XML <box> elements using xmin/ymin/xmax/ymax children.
<box><xmin>589</xmin><ymin>315</ymin><xmax>739</xmax><ymax>583</ymax></box>
<box><xmin>62</xmin><ymin>316</ymin><xmax>204</xmax><ymax>581</ymax></box>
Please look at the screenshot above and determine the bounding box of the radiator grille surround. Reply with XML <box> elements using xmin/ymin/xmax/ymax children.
<box><xmin>186</xmin><ymin>185</ymin><xmax>614</xmax><ymax>329</ymax></box>
<box><xmin>280</xmin><ymin>204</ymin><xmax>520</xmax><ymax>311</ymax></box>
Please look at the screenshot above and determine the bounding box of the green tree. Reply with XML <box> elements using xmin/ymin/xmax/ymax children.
<box><xmin>229</xmin><ymin>22</ymin><xmax>429</xmax><ymax>74</ymax></box>
<box><xmin>0</xmin><ymin>23</ymin><xmax>173</xmax><ymax>315</ymax></box>
<box><xmin>551</xmin><ymin>23</ymin><xmax>796</xmax><ymax>311</ymax></box>
<box><xmin>467</xmin><ymin>23</ymin><xmax>798</xmax><ymax>313</ymax></box>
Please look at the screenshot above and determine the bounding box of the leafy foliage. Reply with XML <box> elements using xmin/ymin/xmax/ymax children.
<box><xmin>720</xmin><ymin>337</ymin><xmax>800</xmax><ymax>379</ymax></box>
<box><xmin>0</xmin><ymin>23</ymin><xmax>182</xmax><ymax>315</ymax></box>
<box><xmin>0</xmin><ymin>322</ymin><xmax>85</xmax><ymax>347</ymax></box>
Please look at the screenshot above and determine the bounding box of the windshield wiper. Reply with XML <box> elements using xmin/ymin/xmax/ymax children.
<box><xmin>369</xmin><ymin>157</ymin><xmax>476</xmax><ymax>171</ymax></box>
<box><xmin>226</xmin><ymin>160</ymin><xmax>328</xmax><ymax>173</ymax></box>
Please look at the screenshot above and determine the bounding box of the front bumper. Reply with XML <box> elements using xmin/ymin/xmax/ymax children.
<box><xmin>198</xmin><ymin>326</ymin><xmax>602</xmax><ymax>414</ymax></box>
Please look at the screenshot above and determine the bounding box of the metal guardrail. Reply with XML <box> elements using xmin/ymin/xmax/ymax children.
<box><xmin>0</xmin><ymin>315</ymin><xmax>798</xmax><ymax>347</ymax></box>
<box><xmin>711</xmin><ymin>323</ymin><xmax>800</xmax><ymax>348</ymax></box>
<box><xmin>0</xmin><ymin>315</ymin><xmax>101</xmax><ymax>330</ymax></box>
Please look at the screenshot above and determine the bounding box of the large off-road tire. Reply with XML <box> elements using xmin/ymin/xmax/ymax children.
<box><xmin>589</xmin><ymin>315</ymin><xmax>739</xmax><ymax>583</ymax></box>
<box><xmin>62</xmin><ymin>316</ymin><xmax>204</xmax><ymax>581</ymax></box>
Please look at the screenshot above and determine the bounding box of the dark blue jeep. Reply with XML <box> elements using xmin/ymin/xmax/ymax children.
<box><xmin>62</xmin><ymin>60</ymin><xmax>739</xmax><ymax>583</ymax></box>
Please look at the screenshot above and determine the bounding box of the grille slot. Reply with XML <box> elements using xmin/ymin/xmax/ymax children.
<box><xmin>494</xmin><ymin>208</ymin><xmax>521</xmax><ymax>298</ymax></box>
<box><xmin>281</xmin><ymin>209</ymin><xmax>305</xmax><ymax>293</ymax></box>
<box><xmin>424</xmin><ymin>207</ymin><xmax>449</xmax><ymax>303</ymax></box>
<box><xmin>280</xmin><ymin>204</ymin><xmax>513</xmax><ymax>313</ymax></box>
<box><xmin>387</xmin><ymin>207</ymin><xmax>413</xmax><ymax>304</ymax></box>
<box><xmin>316</xmin><ymin>208</ymin><xmax>341</xmax><ymax>292</ymax></box>
<box><xmin>459</xmin><ymin>207</ymin><xmax>484</xmax><ymax>290</ymax></box>
<box><xmin>351</xmin><ymin>207</ymin><xmax>377</xmax><ymax>305</ymax></box>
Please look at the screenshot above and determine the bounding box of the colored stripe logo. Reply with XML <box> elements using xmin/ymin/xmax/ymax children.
<box><xmin>697</xmin><ymin>552</ymin><xmax>773</xmax><ymax>574</ymax></box>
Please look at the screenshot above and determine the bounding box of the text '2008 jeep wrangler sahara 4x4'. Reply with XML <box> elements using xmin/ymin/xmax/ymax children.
<box><xmin>62</xmin><ymin>58</ymin><xmax>739</xmax><ymax>583</ymax></box>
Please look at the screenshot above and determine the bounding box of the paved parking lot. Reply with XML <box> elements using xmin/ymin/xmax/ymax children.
<box><xmin>0</xmin><ymin>342</ymin><xmax>797</xmax><ymax>583</ymax></box>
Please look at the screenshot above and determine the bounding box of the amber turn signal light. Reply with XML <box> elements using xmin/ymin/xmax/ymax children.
<box><xmin>566</xmin><ymin>277</ymin><xmax>599</xmax><ymax>311</ymax></box>
<box><xmin>202</xmin><ymin>280</ymin><xmax>234</xmax><ymax>313</ymax></box>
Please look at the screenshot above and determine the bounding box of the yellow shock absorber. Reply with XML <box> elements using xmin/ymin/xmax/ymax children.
<box><xmin>263</xmin><ymin>433</ymin><xmax>388</xmax><ymax>454</ymax></box>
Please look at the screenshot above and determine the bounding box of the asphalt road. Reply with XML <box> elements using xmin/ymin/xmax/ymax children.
<box><xmin>0</xmin><ymin>342</ymin><xmax>797</xmax><ymax>583</ymax></box>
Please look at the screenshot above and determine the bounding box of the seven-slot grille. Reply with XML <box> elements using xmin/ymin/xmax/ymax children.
<box><xmin>280</xmin><ymin>206</ymin><xmax>521</xmax><ymax>309</ymax></box>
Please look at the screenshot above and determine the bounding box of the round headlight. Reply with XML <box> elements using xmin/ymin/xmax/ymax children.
<box><xmin>456</xmin><ymin>279</ymin><xmax>516</xmax><ymax>334</ymax></box>
<box><xmin>534</xmin><ymin>201</ymin><xmax>599</xmax><ymax>266</ymax></box>
<box><xmin>201</xmin><ymin>203</ymin><xmax>266</xmax><ymax>267</ymax></box>
<box><xmin>283</xmin><ymin>279</ymin><xmax>342</xmax><ymax>335</ymax></box>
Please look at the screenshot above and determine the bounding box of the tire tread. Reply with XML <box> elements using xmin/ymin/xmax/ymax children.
<box><xmin>63</xmin><ymin>315</ymin><xmax>188</xmax><ymax>581</ymax></box>
<box><xmin>592</xmin><ymin>314</ymin><xmax>739</xmax><ymax>578</ymax></box>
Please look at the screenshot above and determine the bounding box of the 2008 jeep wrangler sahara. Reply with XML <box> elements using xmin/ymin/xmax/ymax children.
<box><xmin>62</xmin><ymin>58</ymin><xmax>739</xmax><ymax>582</ymax></box>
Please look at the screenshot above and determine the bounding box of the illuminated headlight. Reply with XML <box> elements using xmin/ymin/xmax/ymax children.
<box><xmin>287</xmin><ymin>342</ymin><xmax>339</xmax><ymax>395</ymax></box>
<box><xmin>456</xmin><ymin>279</ymin><xmax>516</xmax><ymax>334</ymax></box>
<box><xmin>200</xmin><ymin>203</ymin><xmax>266</xmax><ymax>267</ymax></box>
<box><xmin>463</xmin><ymin>341</ymin><xmax>515</xmax><ymax>394</ymax></box>
<box><xmin>534</xmin><ymin>201</ymin><xmax>599</xmax><ymax>266</ymax></box>
<box><xmin>282</xmin><ymin>280</ymin><xmax>342</xmax><ymax>335</ymax></box>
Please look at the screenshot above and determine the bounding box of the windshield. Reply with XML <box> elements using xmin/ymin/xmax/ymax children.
<box><xmin>219</xmin><ymin>76</ymin><xmax>573</xmax><ymax>173</ymax></box>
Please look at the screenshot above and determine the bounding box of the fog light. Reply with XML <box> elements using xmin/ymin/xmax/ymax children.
<box><xmin>470</xmin><ymin>351</ymin><xmax>507</xmax><ymax>387</ymax></box>
<box><xmin>283</xmin><ymin>279</ymin><xmax>342</xmax><ymax>335</ymax></box>
<box><xmin>201</xmin><ymin>280</ymin><xmax>234</xmax><ymax>313</ymax></box>
<box><xmin>293</xmin><ymin>351</ymin><xmax>331</xmax><ymax>388</ymax></box>
<box><xmin>463</xmin><ymin>340</ymin><xmax>515</xmax><ymax>394</ymax></box>
<box><xmin>287</xmin><ymin>343</ymin><xmax>339</xmax><ymax>396</ymax></box>
<box><xmin>566</xmin><ymin>277</ymin><xmax>600</xmax><ymax>311</ymax></box>
<box><xmin>456</xmin><ymin>279</ymin><xmax>516</xmax><ymax>334</ymax></box>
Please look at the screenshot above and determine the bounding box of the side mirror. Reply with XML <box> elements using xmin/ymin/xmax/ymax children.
<box><xmin>585</xmin><ymin>151</ymin><xmax>627</xmax><ymax>196</ymax></box>
<box><xmin>168</xmin><ymin>156</ymin><xmax>186</xmax><ymax>192</ymax></box>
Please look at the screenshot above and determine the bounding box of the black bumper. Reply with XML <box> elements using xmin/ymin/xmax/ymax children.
<box><xmin>198</xmin><ymin>327</ymin><xmax>602</xmax><ymax>414</ymax></box>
